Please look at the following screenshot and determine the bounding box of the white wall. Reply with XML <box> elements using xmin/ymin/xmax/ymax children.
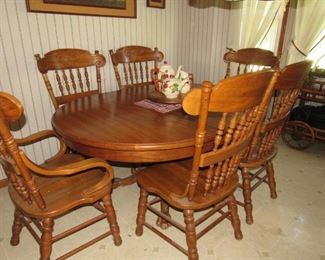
<box><xmin>175</xmin><ymin>0</ymin><xmax>231</xmax><ymax>83</ymax></box>
<box><xmin>0</xmin><ymin>0</ymin><xmax>231</xmax><ymax>179</ymax></box>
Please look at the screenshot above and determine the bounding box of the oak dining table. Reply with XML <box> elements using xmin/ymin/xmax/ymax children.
<box><xmin>51</xmin><ymin>85</ymin><xmax>216</xmax><ymax>165</ymax></box>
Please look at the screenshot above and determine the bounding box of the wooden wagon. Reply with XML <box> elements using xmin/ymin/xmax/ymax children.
<box><xmin>282</xmin><ymin>71</ymin><xmax>325</xmax><ymax>149</ymax></box>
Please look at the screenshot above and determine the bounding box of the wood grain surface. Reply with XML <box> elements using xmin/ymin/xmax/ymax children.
<box><xmin>52</xmin><ymin>85</ymin><xmax>216</xmax><ymax>163</ymax></box>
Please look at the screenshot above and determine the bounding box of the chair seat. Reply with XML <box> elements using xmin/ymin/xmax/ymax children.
<box><xmin>137</xmin><ymin>160</ymin><xmax>239</xmax><ymax>210</ymax></box>
<box><xmin>9</xmin><ymin>153</ymin><xmax>109</xmax><ymax>218</ymax></box>
<box><xmin>240</xmin><ymin>147</ymin><xmax>277</xmax><ymax>168</ymax></box>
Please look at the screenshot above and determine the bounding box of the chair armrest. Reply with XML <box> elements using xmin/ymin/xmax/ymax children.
<box><xmin>15</xmin><ymin>130</ymin><xmax>60</xmax><ymax>145</ymax></box>
<box><xmin>20</xmin><ymin>151</ymin><xmax>114</xmax><ymax>180</ymax></box>
<box><xmin>15</xmin><ymin>130</ymin><xmax>67</xmax><ymax>162</ymax></box>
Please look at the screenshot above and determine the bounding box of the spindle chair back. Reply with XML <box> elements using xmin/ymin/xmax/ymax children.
<box><xmin>239</xmin><ymin>60</ymin><xmax>313</xmax><ymax>224</ymax></box>
<box><xmin>35</xmin><ymin>48</ymin><xmax>106</xmax><ymax>110</ymax></box>
<box><xmin>109</xmin><ymin>45</ymin><xmax>164</xmax><ymax>89</ymax></box>
<box><xmin>224</xmin><ymin>48</ymin><xmax>279</xmax><ymax>78</ymax></box>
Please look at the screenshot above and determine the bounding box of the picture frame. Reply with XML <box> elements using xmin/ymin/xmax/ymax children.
<box><xmin>26</xmin><ymin>0</ymin><xmax>136</xmax><ymax>18</ymax></box>
<box><xmin>147</xmin><ymin>0</ymin><xmax>165</xmax><ymax>9</ymax></box>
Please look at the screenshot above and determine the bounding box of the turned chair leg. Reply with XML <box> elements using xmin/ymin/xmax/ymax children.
<box><xmin>242</xmin><ymin>167</ymin><xmax>254</xmax><ymax>224</ymax></box>
<box><xmin>156</xmin><ymin>201</ymin><xmax>171</xmax><ymax>229</ymax></box>
<box><xmin>102</xmin><ymin>194</ymin><xmax>122</xmax><ymax>246</ymax></box>
<box><xmin>10</xmin><ymin>209</ymin><xmax>24</xmax><ymax>246</ymax></box>
<box><xmin>228</xmin><ymin>193</ymin><xmax>243</xmax><ymax>240</ymax></box>
<box><xmin>40</xmin><ymin>218</ymin><xmax>54</xmax><ymax>260</ymax></box>
<box><xmin>183</xmin><ymin>209</ymin><xmax>198</xmax><ymax>260</ymax></box>
<box><xmin>266</xmin><ymin>161</ymin><xmax>277</xmax><ymax>199</ymax></box>
<box><xmin>136</xmin><ymin>188</ymin><xmax>149</xmax><ymax>236</ymax></box>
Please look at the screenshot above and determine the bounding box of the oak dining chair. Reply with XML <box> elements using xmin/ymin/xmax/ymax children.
<box><xmin>0</xmin><ymin>92</ymin><xmax>121</xmax><ymax>259</ymax></box>
<box><xmin>35</xmin><ymin>48</ymin><xmax>106</xmax><ymax>110</ymax></box>
<box><xmin>223</xmin><ymin>48</ymin><xmax>279</xmax><ymax>78</ymax></box>
<box><xmin>109</xmin><ymin>45</ymin><xmax>164</xmax><ymax>89</ymax></box>
<box><xmin>238</xmin><ymin>60</ymin><xmax>313</xmax><ymax>224</ymax></box>
<box><xmin>135</xmin><ymin>69</ymin><xmax>278</xmax><ymax>260</ymax></box>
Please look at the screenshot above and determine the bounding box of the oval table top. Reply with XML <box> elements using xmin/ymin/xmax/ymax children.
<box><xmin>52</xmin><ymin>86</ymin><xmax>216</xmax><ymax>163</ymax></box>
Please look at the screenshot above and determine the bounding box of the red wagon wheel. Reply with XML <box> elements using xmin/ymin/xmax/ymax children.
<box><xmin>281</xmin><ymin>121</ymin><xmax>315</xmax><ymax>150</ymax></box>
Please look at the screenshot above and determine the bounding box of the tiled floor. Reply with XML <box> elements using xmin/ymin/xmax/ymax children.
<box><xmin>1</xmin><ymin>141</ymin><xmax>324</xmax><ymax>260</ymax></box>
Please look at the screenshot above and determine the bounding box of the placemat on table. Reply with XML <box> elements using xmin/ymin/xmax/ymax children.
<box><xmin>135</xmin><ymin>99</ymin><xmax>182</xmax><ymax>113</ymax></box>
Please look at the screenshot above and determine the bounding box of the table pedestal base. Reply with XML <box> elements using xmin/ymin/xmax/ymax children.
<box><xmin>113</xmin><ymin>172</ymin><xmax>137</xmax><ymax>188</ymax></box>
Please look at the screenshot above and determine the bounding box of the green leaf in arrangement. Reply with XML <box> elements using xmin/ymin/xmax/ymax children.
<box><xmin>172</xmin><ymin>83</ymin><xmax>179</xmax><ymax>93</ymax></box>
<box><xmin>309</xmin><ymin>66</ymin><xmax>325</xmax><ymax>81</ymax></box>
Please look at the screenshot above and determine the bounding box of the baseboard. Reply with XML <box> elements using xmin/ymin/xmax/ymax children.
<box><xmin>0</xmin><ymin>178</ymin><xmax>8</xmax><ymax>188</ymax></box>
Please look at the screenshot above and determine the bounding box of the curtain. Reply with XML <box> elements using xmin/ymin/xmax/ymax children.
<box><xmin>239</xmin><ymin>0</ymin><xmax>288</xmax><ymax>49</ymax></box>
<box><xmin>288</xmin><ymin>0</ymin><xmax>325</xmax><ymax>63</ymax></box>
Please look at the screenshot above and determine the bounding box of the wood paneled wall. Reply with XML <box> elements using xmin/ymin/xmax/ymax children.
<box><xmin>0</xmin><ymin>0</ymin><xmax>231</xmax><ymax>179</ymax></box>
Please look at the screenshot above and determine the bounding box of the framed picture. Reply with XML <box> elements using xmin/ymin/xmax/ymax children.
<box><xmin>26</xmin><ymin>0</ymin><xmax>136</xmax><ymax>18</ymax></box>
<box><xmin>147</xmin><ymin>0</ymin><xmax>165</xmax><ymax>9</ymax></box>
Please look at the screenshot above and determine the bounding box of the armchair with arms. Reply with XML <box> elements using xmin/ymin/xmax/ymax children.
<box><xmin>0</xmin><ymin>92</ymin><xmax>122</xmax><ymax>260</ymax></box>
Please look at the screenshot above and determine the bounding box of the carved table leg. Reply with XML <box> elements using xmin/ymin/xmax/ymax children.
<box><xmin>156</xmin><ymin>200</ymin><xmax>171</xmax><ymax>229</ymax></box>
<box><xmin>113</xmin><ymin>166</ymin><xmax>142</xmax><ymax>188</ymax></box>
<box><xmin>113</xmin><ymin>174</ymin><xmax>138</xmax><ymax>188</ymax></box>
